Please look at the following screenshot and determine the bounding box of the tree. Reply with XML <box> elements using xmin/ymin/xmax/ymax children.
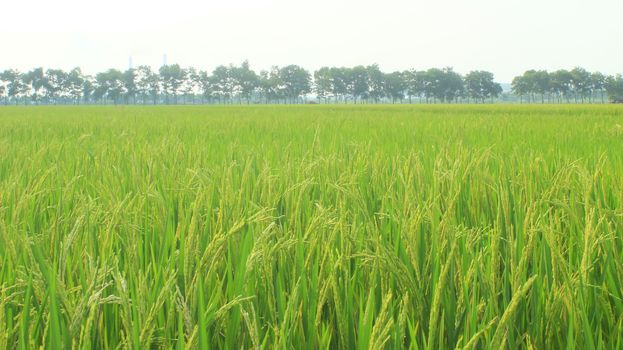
<box><xmin>348</xmin><ymin>66</ymin><xmax>369</xmax><ymax>103</ymax></box>
<box><xmin>159</xmin><ymin>64</ymin><xmax>184</xmax><ymax>104</ymax></box>
<box><xmin>210</xmin><ymin>65</ymin><xmax>234</xmax><ymax>103</ymax></box>
<box><xmin>329</xmin><ymin>67</ymin><xmax>348</xmax><ymax>103</ymax></box>
<box><xmin>422</xmin><ymin>68</ymin><xmax>442</xmax><ymax>102</ymax></box>
<box><xmin>197</xmin><ymin>70</ymin><xmax>214</xmax><ymax>103</ymax></box>
<box><xmin>136</xmin><ymin>66</ymin><xmax>160</xmax><ymax>104</ymax></box>
<box><xmin>278</xmin><ymin>65</ymin><xmax>311</xmax><ymax>103</ymax></box>
<box><xmin>340</xmin><ymin>67</ymin><xmax>354</xmax><ymax>103</ymax></box>
<box><xmin>549</xmin><ymin>70</ymin><xmax>573</xmax><ymax>103</ymax></box>
<box><xmin>522</xmin><ymin>70</ymin><xmax>550</xmax><ymax>103</ymax></box>
<box><xmin>590</xmin><ymin>72</ymin><xmax>607</xmax><ymax>103</ymax></box>
<box><xmin>313</xmin><ymin>67</ymin><xmax>333</xmax><ymax>103</ymax></box>
<box><xmin>422</xmin><ymin>68</ymin><xmax>449</xmax><ymax>102</ymax></box>
<box><xmin>81</xmin><ymin>75</ymin><xmax>95</xmax><ymax>104</ymax></box>
<box><xmin>605</xmin><ymin>74</ymin><xmax>623</xmax><ymax>103</ymax></box>
<box><xmin>513</xmin><ymin>70</ymin><xmax>551</xmax><ymax>103</ymax></box>
<box><xmin>181</xmin><ymin>67</ymin><xmax>201</xmax><ymax>104</ymax></box>
<box><xmin>1</xmin><ymin>62</ymin><xmax>615</xmax><ymax>105</ymax></box>
<box><xmin>259</xmin><ymin>68</ymin><xmax>283</xmax><ymax>103</ymax></box>
<box><xmin>122</xmin><ymin>69</ymin><xmax>138</xmax><ymax>104</ymax></box>
<box><xmin>384</xmin><ymin>71</ymin><xmax>406</xmax><ymax>103</ymax></box>
<box><xmin>464</xmin><ymin>70</ymin><xmax>502</xmax><ymax>103</ymax></box>
<box><xmin>422</xmin><ymin>68</ymin><xmax>464</xmax><ymax>103</ymax></box>
<box><xmin>367</xmin><ymin>65</ymin><xmax>386</xmax><ymax>103</ymax></box>
<box><xmin>404</xmin><ymin>70</ymin><xmax>426</xmax><ymax>103</ymax></box>
<box><xmin>570</xmin><ymin>67</ymin><xmax>591</xmax><ymax>103</ymax></box>
<box><xmin>511</xmin><ymin>75</ymin><xmax>529</xmax><ymax>103</ymax></box>
<box><xmin>22</xmin><ymin>68</ymin><xmax>46</xmax><ymax>104</ymax></box>
<box><xmin>441</xmin><ymin>68</ymin><xmax>465</xmax><ymax>103</ymax></box>
<box><xmin>66</xmin><ymin>68</ymin><xmax>85</xmax><ymax>104</ymax></box>
<box><xmin>1</xmin><ymin>69</ymin><xmax>27</xmax><ymax>104</ymax></box>
<box><xmin>94</xmin><ymin>69</ymin><xmax>125</xmax><ymax>104</ymax></box>
<box><xmin>45</xmin><ymin>69</ymin><xmax>69</xmax><ymax>104</ymax></box>
<box><xmin>231</xmin><ymin>61</ymin><xmax>259</xmax><ymax>104</ymax></box>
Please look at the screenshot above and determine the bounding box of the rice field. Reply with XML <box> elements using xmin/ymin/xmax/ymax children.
<box><xmin>0</xmin><ymin>105</ymin><xmax>622</xmax><ymax>349</ymax></box>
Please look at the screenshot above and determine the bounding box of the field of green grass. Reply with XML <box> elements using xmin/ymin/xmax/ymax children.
<box><xmin>1</xmin><ymin>105</ymin><xmax>622</xmax><ymax>349</ymax></box>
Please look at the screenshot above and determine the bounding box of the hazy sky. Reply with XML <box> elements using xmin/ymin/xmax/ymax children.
<box><xmin>2</xmin><ymin>0</ymin><xmax>622</xmax><ymax>82</ymax></box>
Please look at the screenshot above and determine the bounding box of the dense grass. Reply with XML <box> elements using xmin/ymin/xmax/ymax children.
<box><xmin>0</xmin><ymin>105</ymin><xmax>622</xmax><ymax>349</ymax></box>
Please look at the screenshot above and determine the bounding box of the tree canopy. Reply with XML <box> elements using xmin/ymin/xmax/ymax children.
<box><xmin>0</xmin><ymin>63</ymin><xmax>621</xmax><ymax>105</ymax></box>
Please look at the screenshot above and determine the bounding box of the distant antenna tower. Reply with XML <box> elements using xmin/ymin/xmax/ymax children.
<box><xmin>163</xmin><ymin>54</ymin><xmax>168</xmax><ymax>67</ymax></box>
<box><xmin>129</xmin><ymin>56</ymin><xmax>133</xmax><ymax>70</ymax></box>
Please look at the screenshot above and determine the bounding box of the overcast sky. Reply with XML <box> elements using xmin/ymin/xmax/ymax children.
<box><xmin>2</xmin><ymin>0</ymin><xmax>622</xmax><ymax>82</ymax></box>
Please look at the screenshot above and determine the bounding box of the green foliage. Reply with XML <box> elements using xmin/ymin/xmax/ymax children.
<box><xmin>3</xmin><ymin>63</ymin><xmax>621</xmax><ymax>105</ymax></box>
<box><xmin>464</xmin><ymin>70</ymin><xmax>503</xmax><ymax>102</ymax></box>
<box><xmin>0</xmin><ymin>105</ymin><xmax>622</xmax><ymax>348</ymax></box>
<box><xmin>606</xmin><ymin>75</ymin><xmax>623</xmax><ymax>103</ymax></box>
<box><xmin>512</xmin><ymin>68</ymin><xmax>612</xmax><ymax>103</ymax></box>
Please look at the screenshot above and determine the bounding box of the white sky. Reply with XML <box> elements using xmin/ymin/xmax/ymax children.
<box><xmin>1</xmin><ymin>0</ymin><xmax>622</xmax><ymax>82</ymax></box>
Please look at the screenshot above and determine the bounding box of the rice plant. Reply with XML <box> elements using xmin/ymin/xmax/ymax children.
<box><xmin>0</xmin><ymin>105</ymin><xmax>622</xmax><ymax>349</ymax></box>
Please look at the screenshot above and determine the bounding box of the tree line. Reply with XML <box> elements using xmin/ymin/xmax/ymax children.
<box><xmin>1</xmin><ymin>62</ymin><xmax>622</xmax><ymax>105</ymax></box>
<box><xmin>512</xmin><ymin>68</ymin><xmax>623</xmax><ymax>104</ymax></box>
